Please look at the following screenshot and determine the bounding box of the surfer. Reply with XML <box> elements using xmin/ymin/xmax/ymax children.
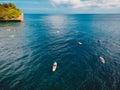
<box><xmin>97</xmin><ymin>40</ymin><xmax>101</xmax><ymax>43</ymax></box>
<box><xmin>77</xmin><ymin>41</ymin><xmax>82</xmax><ymax>45</ymax></box>
<box><xmin>52</xmin><ymin>62</ymin><xmax>57</xmax><ymax>72</ymax></box>
<box><xmin>100</xmin><ymin>56</ymin><xmax>105</xmax><ymax>64</ymax></box>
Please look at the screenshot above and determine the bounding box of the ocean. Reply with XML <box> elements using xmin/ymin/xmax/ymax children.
<box><xmin>0</xmin><ymin>14</ymin><xmax>120</xmax><ymax>90</ymax></box>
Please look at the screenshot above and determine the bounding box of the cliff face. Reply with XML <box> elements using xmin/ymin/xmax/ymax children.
<box><xmin>17</xmin><ymin>13</ymin><xmax>24</xmax><ymax>22</ymax></box>
<box><xmin>0</xmin><ymin>3</ymin><xmax>24</xmax><ymax>22</ymax></box>
<box><xmin>0</xmin><ymin>13</ymin><xmax>24</xmax><ymax>22</ymax></box>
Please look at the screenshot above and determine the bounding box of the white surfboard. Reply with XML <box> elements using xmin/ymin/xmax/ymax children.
<box><xmin>77</xmin><ymin>41</ymin><xmax>82</xmax><ymax>45</ymax></box>
<box><xmin>100</xmin><ymin>56</ymin><xmax>105</xmax><ymax>64</ymax></box>
<box><xmin>52</xmin><ymin>62</ymin><xmax>57</xmax><ymax>72</ymax></box>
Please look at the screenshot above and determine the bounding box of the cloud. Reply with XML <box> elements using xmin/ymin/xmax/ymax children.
<box><xmin>51</xmin><ymin>0</ymin><xmax>120</xmax><ymax>8</ymax></box>
<box><xmin>51</xmin><ymin>0</ymin><xmax>81</xmax><ymax>8</ymax></box>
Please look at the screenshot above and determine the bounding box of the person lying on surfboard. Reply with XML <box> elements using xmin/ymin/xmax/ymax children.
<box><xmin>100</xmin><ymin>56</ymin><xmax>105</xmax><ymax>64</ymax></box>
<box><xmin>52</xmin><ymin>62</ymin><xmax>57</xmax><ymax>72</ymax></box>
<box><xmin>77</xmin><ymin>41</ymin><xmax>82</xmax><ymax>45</ymax></box>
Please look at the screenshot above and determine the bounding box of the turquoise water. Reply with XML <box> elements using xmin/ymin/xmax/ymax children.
<box><xmin>0</xmin><ymin>14</ymin><xmax>120</xmax><ymax>90</ymax></box>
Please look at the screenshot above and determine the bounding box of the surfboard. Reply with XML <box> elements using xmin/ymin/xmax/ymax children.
<box><xmin>100</xmin><ymin>56</ymin><xmax>105</xmax><ymax>64</ymax></box>
<box><xmin>52</xmin><ymin>62</ymin><xmax>57</xmax><ymax>72</ymax></box>
<box><xmin>77</xmin><ymin>41</ymin><xmax>82</xmax><ymax>45</ymax></box>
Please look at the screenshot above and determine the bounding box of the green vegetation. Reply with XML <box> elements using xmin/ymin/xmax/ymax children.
<box><xmin>0</xmin><ymin>3</ymin><xmax>22</xmax><ymax>20</ymax></box>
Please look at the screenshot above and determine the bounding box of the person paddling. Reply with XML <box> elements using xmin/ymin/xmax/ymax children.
<box><xmin>52</xmin><ymin>62</ymin><xmax>57</xmax><ymax>72</ymax></box>
<box><xmin>77</xmin><ymin>41</ymin><xmax>82</xmax><ymax>45</ymax></box>
<box><xmin>100</xmin><ymin>56</ymin><xmax>105</xmax><ymax>64</ymax></box>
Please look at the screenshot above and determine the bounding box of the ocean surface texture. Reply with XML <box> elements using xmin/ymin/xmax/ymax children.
<box><xmin>0</xmin><ymin>14</ymin><xmax>120</xmax><ymax>90</ymax></box>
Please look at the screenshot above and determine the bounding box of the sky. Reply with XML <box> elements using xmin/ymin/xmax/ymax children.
<box><xmin>0</xmin><ymin>0</ymin><xmax>120</xmax><ymax>14</ymax></box>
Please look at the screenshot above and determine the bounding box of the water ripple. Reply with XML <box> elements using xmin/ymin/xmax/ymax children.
<box><xmin>0</xmin><ymin>14</ymin><xmax>120</xmax><ymax>90</ymax></box>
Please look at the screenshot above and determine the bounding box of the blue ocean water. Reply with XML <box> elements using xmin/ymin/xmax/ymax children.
<box><xmin>0</xmin><ymin>14</ymin><xmax>120</xmax><ymax>90</ymax></box>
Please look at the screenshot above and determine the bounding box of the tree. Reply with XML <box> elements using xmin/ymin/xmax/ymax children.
<box><xmin>0</xmin><ymin>3</ymin><xmax>22</xmax><ymax>20</ymax></box>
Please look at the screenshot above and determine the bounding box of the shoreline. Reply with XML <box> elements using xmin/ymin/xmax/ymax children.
<box><xmin>0</xmin><ymin>20</ymin><xmax>23</xmax><ymax>22</ymax></box>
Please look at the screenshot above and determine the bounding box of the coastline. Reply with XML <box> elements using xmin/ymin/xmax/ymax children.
<box><xmin>0</xmin><ymin>13</ymin><xmax>24</xmax><ymax>22</ymax></box>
